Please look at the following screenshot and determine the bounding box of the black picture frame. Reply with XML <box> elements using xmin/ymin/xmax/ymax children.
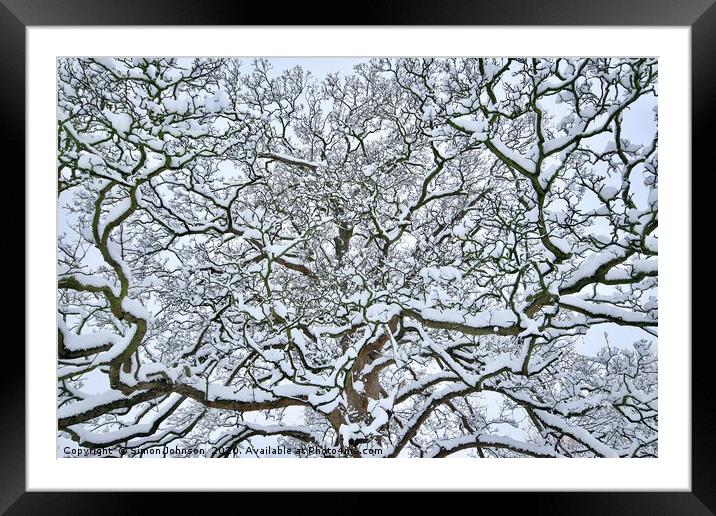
<box><xmin>4</xmin><ymin>0</ymin><xmax>712</xmax><ymax>513</ymax></box>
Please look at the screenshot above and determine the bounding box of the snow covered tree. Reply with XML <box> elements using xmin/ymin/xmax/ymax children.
<box><xmin>57</xmin><ymin>57</ymin><xmax>658</xmax><ymax>458</ymax></box>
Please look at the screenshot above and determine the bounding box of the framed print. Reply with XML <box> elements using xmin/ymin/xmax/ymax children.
<box><xmin>5</xmin><ymin>0</ymin><xmax>714</xmax><ymax>512</ymax></box>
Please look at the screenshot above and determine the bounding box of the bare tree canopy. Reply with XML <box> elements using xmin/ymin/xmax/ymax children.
<box><xmin>57</xmin><ymin>57</ymin><xmax>658</xmax><ymax>458</ymax></box>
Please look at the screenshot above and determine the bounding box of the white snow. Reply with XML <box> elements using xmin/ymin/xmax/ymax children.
<box><xmin>102</xmin><ymin>110</ymin><xmax>133</xmax><ymax>136</ymax></box>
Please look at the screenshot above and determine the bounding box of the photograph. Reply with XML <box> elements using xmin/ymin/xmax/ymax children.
<box><xmin>56</xmin><ymin>56</ymin><xmax>660</xmax><ymax>459</ymax></box>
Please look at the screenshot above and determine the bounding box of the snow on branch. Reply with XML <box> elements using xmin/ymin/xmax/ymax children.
<box><xmin>57</xmin><ymin>57</ymin><xmax>658</xmax><ymax>458</ymax></box>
